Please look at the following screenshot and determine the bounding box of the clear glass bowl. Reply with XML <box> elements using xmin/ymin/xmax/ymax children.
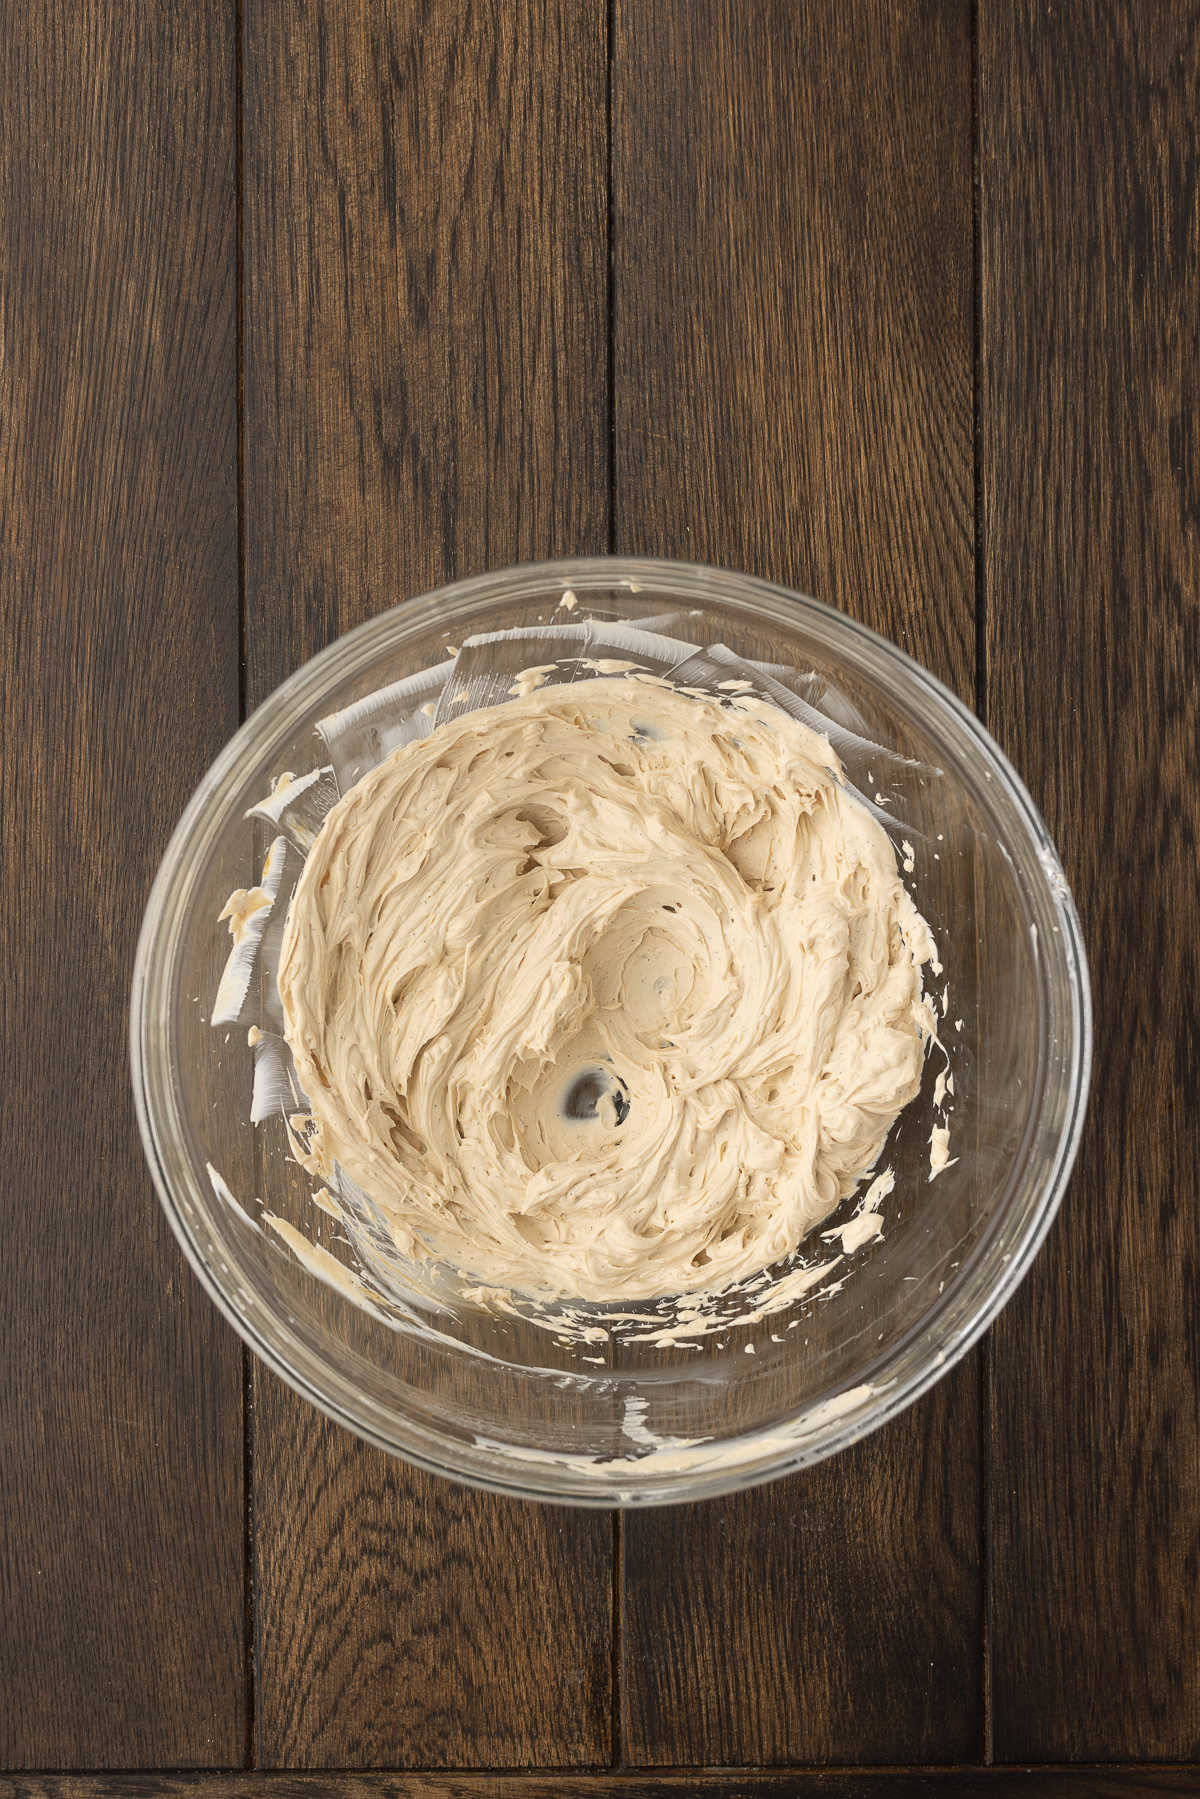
<box><xmin>131</xmin><ymin>558</ymin><xmax>1091</xmax><ymax>1504</ymax></box>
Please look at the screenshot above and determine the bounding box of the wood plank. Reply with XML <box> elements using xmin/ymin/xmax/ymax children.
<box><xmin>6</xmin><ymin>1769</ymin><xmax>1200</xmax><ymax>1798</ymax></box>
<box><xmin>241</xmin><ymin>0</ymin><xmax>612</xmax><ymax>1766</ymax></box>
<box><xmin>980</xmin><ymin>0</ymin><xmax>1200</xmax><ymax>1761</ymax></box>
<box><xmin>612</xmin><ymin>0</ymin><xmax>979</xmax><ymax>1765</ymax></box>
<box><xmin>0</xmin><ymin>0</ymin><xmax>245</xmax><ymax>1770</ymax></box>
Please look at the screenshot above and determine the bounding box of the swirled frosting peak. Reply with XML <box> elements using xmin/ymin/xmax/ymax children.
<box><xmin>278</xmin><ymin>677</ymin><xmax>937</xmax><ymax>1301</ymax></box>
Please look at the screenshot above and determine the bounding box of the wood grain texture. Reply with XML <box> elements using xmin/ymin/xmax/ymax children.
<box><xmin>4</xmin><ymin>1771</ymin><xmax>1200</xmax><ymax>1799</ymax></box>
<box><xmin>980</xmin><ymin>0</ymin><xmax>1200</xmax><ymax>1762</ymax></box>
<box><xmin>0</xmin><ymin>0</ymin><xmax>245</xmax><ymax>1770</ymax></box>
<box><xmin>242</xmin><ymin>0</ymin><xmax>608</xmax><ymax>697</ymax></box>
<box><xmin>241</xmin><ymin>0</ymin><xmax>612</xmax><ymax>1766</ymax></box>
<box><xmin>613</xmin><ymin>0</ymin><xmax>979</xmax><ymax>1764</ymax></box>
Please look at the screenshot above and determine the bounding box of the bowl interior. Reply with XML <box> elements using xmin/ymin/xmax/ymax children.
<box><xmin>133</xmin><ymin>559</ymin><xmax>1090</xmax><ymax>1502</ymax></box>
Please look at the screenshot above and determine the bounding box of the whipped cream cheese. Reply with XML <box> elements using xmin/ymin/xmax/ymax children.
<box><xmin>277</xmin><ymin>676</ymin><xmax>939</xmax><ymax>1301</ymax></box>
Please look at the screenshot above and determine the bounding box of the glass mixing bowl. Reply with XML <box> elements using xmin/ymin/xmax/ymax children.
<box><xmin>131</xmin><ymin>558</ymin><xmax>1091</xmax><ymax>1504</ymax></box>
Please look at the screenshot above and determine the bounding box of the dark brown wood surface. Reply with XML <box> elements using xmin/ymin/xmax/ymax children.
<box><xmin>614</xmin><ymin>0</ymin><xmax>980</xmax><ymax>1765</ymax></box>
<box><xmin>2</xmin><ymin>1772</ymin><xmax>1199</xmax><ymax>1799</ymax></box>
<box><xmin>980</xmin><ymin>0</ymin><xmax>1200</xmax><ymax>1762</ymax></box>
<box><xmin>0</xmin><ymin>0</ymin><xmax>245</xmax><ymax>1769</ymax></box>
<box><xmin>240</xmin><ymin>0</ymin><xmax>613</xmax><ymax>1768</ymax></box>
<box><xmin>3</xmin><ymin>0</ymin><xmax>1197</xmax><ymax>1781</ymax></box>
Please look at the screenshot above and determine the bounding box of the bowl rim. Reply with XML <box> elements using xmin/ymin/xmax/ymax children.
<box><xmin>130</xmin><ymin>555</ymin><xmax>1093</xmax><ymax>1505</ymax></box>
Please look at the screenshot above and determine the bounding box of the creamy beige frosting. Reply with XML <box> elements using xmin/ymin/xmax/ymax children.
<box><xmin>278</xmin><ymin>676</ymin><xmax>938</xmax><ymax>1301</ymax></box>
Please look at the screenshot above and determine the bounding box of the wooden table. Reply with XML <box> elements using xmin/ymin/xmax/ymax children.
<box><xmin>3</xmin><ymin>1</ymin><xmax>1197</xmax><ymax>1791</ymax></box>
